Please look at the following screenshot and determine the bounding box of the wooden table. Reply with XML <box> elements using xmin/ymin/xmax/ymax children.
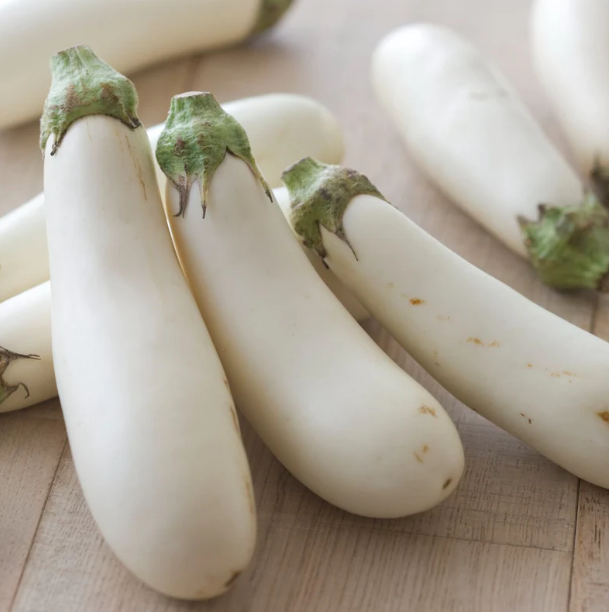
<box><xmin>1</xmin><ymin>0</ymin><xmax>607</xmax><ymax>610</ymax></box>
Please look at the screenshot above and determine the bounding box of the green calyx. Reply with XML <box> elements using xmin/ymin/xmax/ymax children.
<box><xmin>252</xmin><ymin>0</ymin><xmax>295</xmax><ymax>35</ymax></box>
<box><xmin>0</xmin><ymin>346</ymin><xmax>40</xmax><ymax>405</ymax></box>
<box><xmin>40</xmin><ymin>45</ymin><xmax>140</xmax><ymax>155</ymax></box>
<box><xmin>155</xmin><ymin>92</ymin><xmax>272</xmax><ymax>218</ymax></box>
<box><xmin>519</xmin><ymin>193</ymin><xmax>609</xmax><ymax>291</ymax></box>
<box><xmin>282</xmin><ymin>158</ymin><xmax>387</xmax><ymax>260</ymax></box>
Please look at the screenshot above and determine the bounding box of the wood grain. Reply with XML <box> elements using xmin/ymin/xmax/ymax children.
<box><xmin>571</xmin><ymin>298</ymin><xmax>609</xmax><ymax>612</ymax></box>
<box><xmin>0</xmin><ymin>413</ymin><xmax>66</xmax><ymax>611</ymax></box>
<box><xmin>0</xmin><ymin>0</ymin><xmax>606</xmax><ymax>610</ymax></box>
<box><xmin>9</xmin><ymin>427</ymin><xmax>574</xmax><ymax>612</ymax></box>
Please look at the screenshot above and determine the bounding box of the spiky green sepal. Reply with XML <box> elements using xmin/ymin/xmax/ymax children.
<box><xmin>0</xmin><ymin>346</ymin><xmax>40</xmax><ymax>406</ymax></box>
<box><xmin>519</xmin><ymin>193</ymin><xmax>609</xmax><ymax>291</ymax></box>
<box><xmin>155</xmin><ymin>92</ymin><xmax>272</xmax><ymax>218</ymax></box>
<box><xmin>252</xmin><ymin>0</ymin><xmax>295</xmax><ymax>36</ymax></box>
<box><xmin>282</xmin><ymin>157</ymin><xmax>387</xmax><ymax>260</ymax></box>
<box><xmin>40</xmin><ymin>45</ymin><xmax>140</xmax><ymax>155</ymax></box>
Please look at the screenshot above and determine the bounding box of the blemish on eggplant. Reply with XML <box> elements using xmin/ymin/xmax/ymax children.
<box><xmin>125</xmin><ymin>135</ymin><xmax>148</xmax><ymax>201</ymax></box>
<box><xmin>224</xmin><ymin>571</ymin><xmax>241</xmax><ymax>589</ymax></box>
<box><xmin>423</xmin><ymin>445</ymin><xmax>429</xmax><ymax>454</ymax></box>
<box><xmin>489</xmin><ymin>341</ymin><xmax>500</xmax><ymax>348</ymax></box>
<box><xmin>409</xmin><ymin>298</ymin><xmax>425</xmax><ymax>306</ymax></box>
<box><xmin>467</xmin><ymin>337</ymin><xmax>484</xmax><ymax>346</ymax></box>
<box><xmin>598</xmin><ymin>411</ymin><xmax>609</xmax><ymax>423</ymax></box>
<box><xmin>443</xmin><ymin>478</ymin><xmax>453</xmax><ymax>490</ymax></box>
<box><xmin>520</xmin><ymin>413</ymin><xmax>532</xmax><ymax>424</ymax></box>
<box><xmin>527</xmin><ymin>363</ymin><xmax>533</xmax><ymax>368</ymax></box>
<box><xmin>419</xmin><ymin>405</ymin><xmax>437</xmax><ymax>417</ymax></box>
<box><xmin>414</xmin><ymin>452</ymin><xmax>424</xmax><ymax>464</ymax></box>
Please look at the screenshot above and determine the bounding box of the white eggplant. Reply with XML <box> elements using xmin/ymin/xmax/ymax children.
<box><xmin>0</xmin><ymin>0</ymin><xmax>294</xmax><ymax>129</ymax></box>
<box><xmin>531</xmin><ymin>0</ymin><xmax>609</xmax><ymax>186</ymax></box>
<box><xmin>155</xmin><ymin>92</ymin><xmax>465</xmax><ymax>519</ymax></box>
<box><xmin>42</xmin><ymin>47</ymin><xmax>255</xmax><ymax>600</ymax></box>
<box><xmin>372</xmin><ymin>23</ymin><xmax>609</xmax><ymax>291</ymax></box>
<box><xmin>281</xmin><ymin>159</ymin><xmax>609</xmax><ymax>489</ymax></box>
<box><xmin>0</xmin><ymin>94</ymin><xmax>348</xmax><ymax>306</ymax></box>
<box><xmin>0</xmin><ymin>193</ymin><xmax>47</xmax><ymax>304</ymax></box>
<box><xmin>0</xmin><ymin>281</ymin><xmax>55</xmax><ymax>413</ymax></box>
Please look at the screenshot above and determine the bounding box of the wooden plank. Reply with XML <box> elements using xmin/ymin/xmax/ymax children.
<box><xmin>570</xmin><ymin>296</ymin><xmax>609</xmax><ymax>611</ymax></box>
<box><xmin>570</xmin><ymin>483</ymin><xmax>609</xmax><ymax>612</ymax></box>
<box><xmin>12</xmin><ymin>437</ymin><xmax>571</xmax><ymax>612</ymax></box>
<box><xmin>0</xmin><ymin>413</ymin><xmax>66</xmax><ymax>612</ymax></box>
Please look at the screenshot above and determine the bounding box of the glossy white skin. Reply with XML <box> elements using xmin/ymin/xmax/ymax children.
<box><xmin>0</xmin><ymin>94</ymin><xmax>344</xmax><ymax>304</ymax></box>
<box><xmin>165</xmin><ymin>155</ymin><xmax>465</xmax><ymax>519</ymax></box>
<box><xmin>372</xmin><ymin>24</ymin><xmax>584</xmax><ymax>258</ymax></box>
<box><xmin>308</xmin><ymin>193</ymin><xmax>609</xmax><ymax>489</ymax></box>
<box><xmin>0</xmin><ymin>0</ymin><xmax>266</xmax><ymax>128</ymax></box>
<box><xmin>0</xmin><ymin>281</ymin><xmax>55</xmax><ymax>413</ymax></box>
<box><xmin>531</xmin><ymin>0</ymin><xmax>609</xmax><ymax>174</ymax></box>
<box><xmin>45</xmin><ymin>116</ymin><xmax>256</xmax><ymax>599</ymax></box>
<box><xmin>0</xmin><ymin>193</ymin><xmax>47</xmax><ymax>303</ymax></box>
<box><xmin>274</xmin><ymin>187</ymin><xmax>368</xmax><ymax>321</ymax></box>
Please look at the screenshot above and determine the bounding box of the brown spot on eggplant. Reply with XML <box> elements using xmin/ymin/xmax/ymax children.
<box><xmin>443</xmin><ymin>478</ymin><xmax>453</xmax><ymax>490</ymax></box>
<box><xmin>423</xmin><ymin>445</ymin><xmax>429</xmax><ymax>454</ymax></box>
<box><xmin>224</xmin><ymin>571</ymin><xmax>241</xmax><ymax>589</ymax></box>
<box><xmin>419</xmin><ymin>405</ymin><xmax>437</xmax><ymax>417</ymax></box>
<box><xmin>414</xmin><ymin>452</ymin><xmax>424</xmax><ymax>464</ymax></box>
<box><xmin>467</xmin><ymin>337</ymin><xmax>500</xmax><ymax>348</ymax></box>
<box><xmin>409</xmin><ymin>298</ymin><xmax>425</xmax><ymax>306</ymax></box>
<box><xmin>599</xmin><ymin>411</ymin><xmax>609</xmax><ymax>423</ymax></box>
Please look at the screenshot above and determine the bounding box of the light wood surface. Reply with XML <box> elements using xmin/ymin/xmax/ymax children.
<box><xmin>1</xmin><ymin>0</ymin><xmax>607</xmax><ymax>610</ymax></box>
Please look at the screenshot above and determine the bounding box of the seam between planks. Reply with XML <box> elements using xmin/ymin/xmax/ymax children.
<box><xmin>8</xmin><ymin>438</ymin><xmax>68</xmax><ymax>612</ymax></box>
<box><xmin>566</xmin><ymin>478</ymin><xmax>582</xmax><ymax>612</ymax></box>
<box><xmin>275</xmin><ymin>518</ymin><xmax>576</xmax><ymax>555</ymax></box>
